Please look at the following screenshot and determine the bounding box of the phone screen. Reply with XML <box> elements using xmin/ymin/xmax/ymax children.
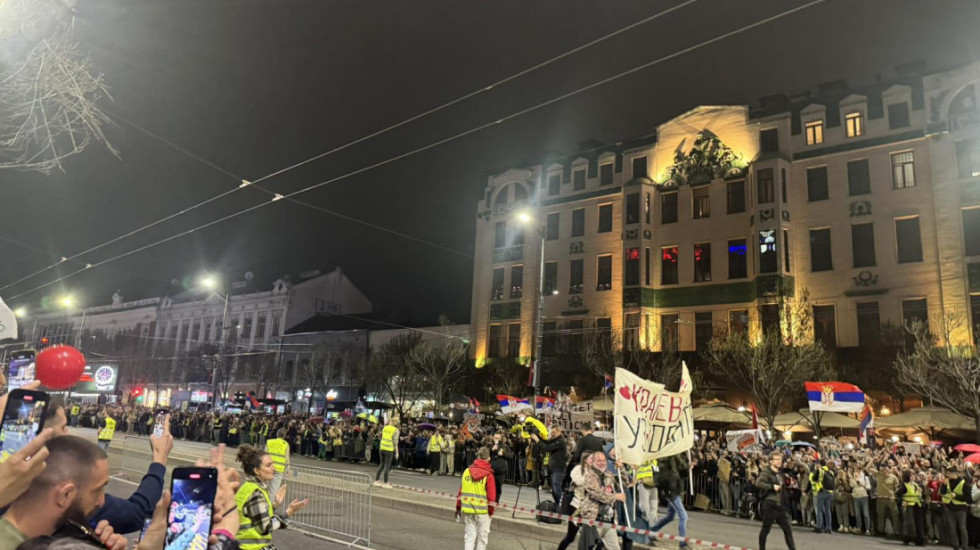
<box><xmin>166</xmin><ymin>468</ymin><xmax>217</xmax><ymax>550</ymax></box>
<box><xmin>154</xmin><ymin>412</ymin><xmax>167</xmax><ymax>438</ymax></box>
<box><xmin>138</xmin><ymin>517</ymin><xmax>152</xmax><ymax>542</ymax></box>
<box><xmin>0</xmin><ymin>390</ymin><xmax>49</xmax><ymax>456</ymax></box>
<box><xmin>6</xmin><ymin>351</ymin><xmax>36</xmax><ymax>391</ymax></box>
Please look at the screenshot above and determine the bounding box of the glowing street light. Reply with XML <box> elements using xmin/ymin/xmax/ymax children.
<box><xmin>59</xmin><ymin>295</ymin><xmax>74</xmax><ymax>308</ymax></box>
<box><xmin>201</xmin><ymin>275</ymin><xmax>218</xmax><ymax>289</ymax></box>
<box><xmin>517</xmin><ymin>210</ymin><xmax>533</xmax><ymax>224</ymax></box>
<box><xmin>13</xmin><ymin>307</ymin><xmax>26</xmax><ymax>318</ymax></box>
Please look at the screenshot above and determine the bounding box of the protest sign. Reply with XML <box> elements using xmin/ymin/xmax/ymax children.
<box><xmin>614</xmin><ymin>364</ymin><xmax>694</xmax><ymax>465</ymax></box>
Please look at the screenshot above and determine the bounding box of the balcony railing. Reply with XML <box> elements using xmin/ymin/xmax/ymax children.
<box><xmin>492</xmin><ymin>245</ymin><xmax>523</xmax><ymax>263</ymax></box>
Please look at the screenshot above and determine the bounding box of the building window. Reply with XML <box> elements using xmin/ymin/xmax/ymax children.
<box><xmin>693</xmin><ymin>243</ymin><xmax>711</xmax><ymax>282</ymax></box>
<box><xmin>645</xmin><ymin>193</ymin><xmax>651</xmax><ymax>223</ymax></box>
<box><xmin>513</xmin><ymin>227</ymin><xmax>525</xmax><ymax>246</ymax></box>
<box><xmin>597</xmin><ymin>255</ymin><xmax>613</xmax><ymax>291</ymax></box>
<box><xmin>494</xmin><ymin>221</ymin><xmax>507</xmax><ymax>248</ymax></box>
<box><xmin>509</xmin><ymin>265</ymin><xmax>523</xmax><ymax>299</ymax></box>
<box><xmin>759</xmin><ymin>304</ymin><xmax>780</xmax><ymax>336</ymax></box>
<box><xmin>809</xmin><ymin>228</ymin><xmax>833</xmax><ymax>272</ymax></box>
<box><xmin>695</xmin><ymin>312</ymin><xmax>713</xmax><ymax>351</ymax></box>
<box><xmin>902</xmin><ymin>298</ymin><xmax>929</xmax><ymax>332</ymax></box>
<box><xmin>971</xmin><ymin>295</ymin><xmax>980</xmax><ymax>345</ymax></box>
<box><xmin>661</xmin><ymin>314</ymin><xmax>679</xmax><ymax>351</ymax></box>
<box><xmin>891</xmin><ymin>151</ymin><xmax>915</xmax><ymax>188</ymax></box>
<box><xmin>242</xmin><ymin>316</ymin><xmax>253</xmax><ymax>340</ymax></box>
<box><xmin>600</xmin><ymin>163</ymin><xmax>614</xmax><ymax>186</ymax></box>
<box><xmin>625</xmin><ymin>248</ymin><xmax>640</xmax><ymax>286</ymax></box>
<box><xmin>488</xmin><ymin>325</ymin><xmax>503</xmax><ymax>358</ymax></box>
<box><xmin>727</xmin><ymin>180</ymin><xmax>745</xmax><ymax>213</ymax></box>
<box><xmin>847</xmin><ymin>159</ymin><xmax>871</xmax><ymax>196</ymax></box>
<box><xmin>596</xmin><ymin>317</ymin><xmax>612</xmax><ymax>347</ymax></box>
<box><xmin>626</xmin><ymin>193</ymin><xmax>640</xmax><ymax>224</ymax></box>
<box><xmin>813</xmin><ymin>305</ymin><xmax>837</xmax><ymax>348</ymax></box>
<box><xmin>888</xmin><ymin>102</ymin><xmax>910</xmax><ymax>129</ymax></box>
<box><xmin>507</xmin><ymin>323</ymin><xmax>521</xmax><ymax>357</ymax></box>
<box><xmin>781</xmin><ymin>169</ymin><xmax>787</xmax><ymax>203</ymax></box>
<box><xmin>645</xmin><ymin>248</ymin><xmax>651</xmax><ymax>285</ymax></box>
<box><xmin>544</xmin><ymin>261</ymin><xmax>558</xmax><ymax>295</ymax></box>
<box><xmin>256</xmin><ymin>314</ymin><xmax>267</xmax><ymax>340</ymax></box>
<box><xmin>632</xmin><ymin>156</ymin><xmax>647</xmax><ymax>179</ymax></box>
<box><xmin>807</xmin><ymin>166</ymin><xmax>829</xmax><ymax>202</ymax></box>
<box><xmin>193</xmin><ymin>320</ymin><xmax>202</xmax><ymax>342</ymax></box>
<box><xmin>491</xmin><ymin>268</ymin><xmax>504</xmax><ymax>300</ymax></box>
<box><xmin>728</xmin><ymin>238</ymin><xmax>748</xmax><ymax>279</ymax></box>
<box><xmin>692</xmin><ymin>186</ymin><xmax>710</xmax><ymax>219</ymax></box>
<box><xmin>661</xmin><ymin>192</ymin><xmax>678</xmax><ymax>224</ymax></box>
<box><xmin>846</xmin><ymin>222</ymin><xmax>875</xmax><ymax>268</ymax></box>
<box><xmin>548</xmin><ymin>173</ymin><xmax>561</xmax><ymax>196</ymax></box>
<box><xmin>845</xmin><ymin>112</ymin><xmax>864</xmax><ymax>138</ymax></box>
<box><xmin>895</xmin><ymin>217</ymin><xmax>923</xmax><ymax>263</ymax></box>
<box><xmin>543</xmin><ymin>321</ymin><xmax>557</xmax><ymax>355</ymax></box>
<box><xmin>760</xmin><ymin>230</ymin><xmax>778</xmax><ymax>273</ymax></box>
<box><xmin>573</xmin><ymin>169</ymin><xmax>586</xmax><ymax>191</ymax></box>
<box><xmin>661</xmin><ymin>246</ymin><xmax>679</xmax><ymax>285</ymax></box>
<box><xmin>760</xmin><ymin>128</ymin><xmax>779</xmax><ymax>152</ymax></box>
<box><xmin>757</xmin><ymin>168</ymin><xmax>774</xmax><ymax>203</ymax></box>
<box><xmin>783</xmin><ymin>229</ymin><xmax>791</xmax><ymax>272</ymax></box>
<box><xmin>546</xmin><ymin>212</ymin><xmax>559</xmax><ymax>240</ymax></box>
<box><xmin>964</xmin><ymin>209</ymin><xmax>980</xmax><ymax>256</ymax></box>
<box><xmin>956</xmin><ymin>140</ymin><xmax>980</xmax><ymax>179</ymax></box>
<box><xmin>624</xmin><ymin>313</ymin><xmax>640</xmax><ymax>351</ymax></box>
<box><xmin>729</xmin><ymin>310</ymin><xmax>749</xmax><ymax>336</ymax></box>
<box><xmin>569</xmin><ymin>259</ymin><xmax>584</xmax><ymax>294</ymax></box>
<box><xmin>598</xmin><ymin>204</ymin><xmax>613</xmax><ymax>233</ymax></box>
<box><xmin>571</xmin><ymin>208</ymin><xmax>585</xmax><ymax>237</ymax></box>
<box><xmin>805</xmin><ymin>120</ymin><xmax>824</xmax><ymax>145</ymax></box>
<box><xmin>856</xmin><ymin>302</ymin><xmax>880</xmax><ymax>348</ymax></box>
<box><xmin>566</xmin><ymin>319</ymin><xmax>584</xmax><ymax>352</ymax></box>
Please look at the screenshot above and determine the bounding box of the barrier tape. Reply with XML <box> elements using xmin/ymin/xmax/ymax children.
<box><xmin>383</xmin><ymin>482</ymin><xmax>755</xmax><ymax>550</ymax></box>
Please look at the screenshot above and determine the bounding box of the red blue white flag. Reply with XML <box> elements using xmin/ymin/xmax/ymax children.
<box><xmin>805</xmin><ymin>381</ymin><xmax>865</xmax><ymax>413</ymax></box>
<box><xmin>497</xmin><ymin>394</ymin><xmax>532</xmax><ymax>414</ymax></box>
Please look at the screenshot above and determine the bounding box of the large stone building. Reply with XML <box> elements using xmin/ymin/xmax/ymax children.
<box><xmin>471</xmin><ymin>62</ymin><xmax>980</xmax><ymax>382</ymax></box>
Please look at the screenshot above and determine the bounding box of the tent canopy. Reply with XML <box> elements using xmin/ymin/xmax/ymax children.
<box><xmin>692</xmin><ymin>403</ymin><xmax>752</xmax><ymax>425</ymax></box>
<box><xmin>874</xmin><ymin>407</ymin><xmax>974</xmax><ymax>431</ymax></box>
<box><xmin>773</xmin><ymin>409</ymin><xmax>859</xmax><ymax>430</ymax></box>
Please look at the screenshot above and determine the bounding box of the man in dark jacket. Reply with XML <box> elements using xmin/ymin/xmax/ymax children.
<box><xmin>532</xmin><ymin>426</ymin><xmax>567</xmax><ymax>504</ymax></box>
<box><xmin>571</xmin><ymin>424</ymin><xmax>605</xmax><ymax>467</ymax></box>
<box><xmin>756</xmin><ymin>452</ymin><xmax>796</xmax><ymax>550</ymax></box>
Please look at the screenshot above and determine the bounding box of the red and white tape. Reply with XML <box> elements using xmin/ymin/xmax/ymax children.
<box><xmin>382</xmin><ymin>482</ymin><xmax>755</xmax><ymax>550</ymax></box>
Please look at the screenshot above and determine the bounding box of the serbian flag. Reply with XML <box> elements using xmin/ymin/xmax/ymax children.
<box><xmin>497</xmin><ymin>395</ymin><xmax>532</xmax><ymax>414</ymax></box>
<box><xmin>805</xmin><ymin>381</ymin><xmax>865</xmax><ymax>413</ymax></box>
<box><xmin>859</xmin><ymin>405</ymin><xmax>874</xmax><ymax>444</ymax></box>
<box><xmin>603</xmin><ymin>374</ymin><xmax>614</xmax><ymax>389</ymax></box>
<box><xmin>248</xmin><ymin>394</ymin><xmax>262</xmax><ymax>409</ymax></box>
<box><xmin>468</xmin><ymin>397</ymin><xmax>481</xmax><ymax>413</ymax></box>
<box><xmin>535</xmin><ymin>396</ymin><xmax>555</xmax><ymax>411</ymax></box>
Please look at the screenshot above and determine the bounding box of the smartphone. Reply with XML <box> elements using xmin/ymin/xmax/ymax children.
<box><xmin>6</xmin><ymin>350</ymin><xmax>36</xmax><ymax>391</ymax></box>
<box><xmin>0</xmin><ymin>389</ymin><xmax>50</xmax><ymax>456</ymax></box>
<box><xmin>165</xmin><ymin>467</ymin><xmax>217</xmax><ymax>550</ymax></box>
<box><xmin>137</xmin><ymin>517</ymin><xmax>152</xmax><ymax>543</ymax></box>
<box><xmin>153</xmin><ymin>409</ymin><xmax>169</xmax><ymax>438</ymax></box>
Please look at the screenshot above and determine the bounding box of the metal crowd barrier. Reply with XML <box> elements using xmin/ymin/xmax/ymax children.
<box><xmin>120</xmin><ymin>436</ymin><xmax>371</xmax><ymax>546</ymax></box>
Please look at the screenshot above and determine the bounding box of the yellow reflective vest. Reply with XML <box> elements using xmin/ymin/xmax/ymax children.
<box><xmin>380</xmin><ymin>425</ymin><xmax>398</xmax><ymax>452</ymax></box>
<box><xmin>810</xmin><ymin>466</ymin><xmax>829</xmax><ymax>493</ymax></box>
<box><xmin>943</xmin><ymin>480</ymin><xmax>967</xmax><ymax>506</ymax></box>
<box><xmin>236</xmin><ymin>481</ymin><xmax>274</xmax><ymax>550</ymax></box>
<box><xmin>265</xmin><ymin>438</ymin><xmax>289</xmax><ymax>473</ymax></box>
<box><xmin>70</xmin><ymin>405</ymin><xmax>80</xmax><ymax>416</ymax></box>
<box><xmin>636</xmin><ymin>459</ymin><xmax>659</xmax><ymax>487</ymax></box>
<box><xmin>459</xmin><ymin>468</ymin><xmax>490</xmax><ymax>515</ymax></box>
<box><xmin>98</xmin><ymin>417</ymin><xmax>116</xmax><ymax>441</ymax></box>
<box><xmin>428</xmin><ymin>434</ymin><xmax>443</xmax><ymax>453</ymax></box>
<box><xmin>902</xmin><ymin>482</ymin><xmax>922</xmax><ymax>507</ymax></box>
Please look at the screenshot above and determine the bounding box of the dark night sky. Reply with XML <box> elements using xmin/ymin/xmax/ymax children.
<box><xmin>2</xmin><ymin>0</ymin><xmax>979</xmax><ymax>324</ymax></box>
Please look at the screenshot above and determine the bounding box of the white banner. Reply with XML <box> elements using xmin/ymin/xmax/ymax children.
<box><xmin>0</xmin><ymin>297</ymin><xmax>17</xmax><ymax>342</ymax></box>
<box><xmin>726</xmin><ymin>429</ymin><xmax>766</xmax><ymax>454</ymax></box>
<box><xmin>555</xmin><ymin>401</ymin><xmax>595</xmax><ymax>433</ymax></box>
<box><xmin>614</xmin><ymin>363</ymin><xmax>694</xmax><ymax>465</ymax></box>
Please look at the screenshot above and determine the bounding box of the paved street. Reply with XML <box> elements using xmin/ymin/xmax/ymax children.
<box><xmin>87</xmin><ymin>428</ymin><xmax>901</xmax><ymax>550</ymax></box>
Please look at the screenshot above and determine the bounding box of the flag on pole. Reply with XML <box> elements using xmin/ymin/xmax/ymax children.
<box><xmin>535</xmin><ymin>396</ymin><xmax>555</xmax><ymax>411</ymax></box>
<box><xmin>467</xmin><ymin>397</ymin><xmax>481</xmax><ymax>413</ymax></box>
<box><xmin>497</xmin><ymin>395</ymin><xmax>532</xmax><ymax>414</ymax></box>
<box><xmin>859</xmin><ymin>405</ymin><xmax>874</xmax><ymax>444</ymax></box>
<box><xmin>354</xmin><ymin>398</ymin><xmax>367</xmax><ymax>414</ymax></box>
<box><xmin>603</xmin><ymin>374</ymin><xmax>613</xmax><ymax>389</ymax></box>
<box><xmin>751</xmin><ymin>404</ymin><xmax>759</xmax><ymax>430</ymax></box>
<box><xmin>0</xmin><ymin>297</ymin><xmax>18</xmax><ymax>342</ymax></box>
<box><xmin>805</xmin><ymin>381</ymin><xmax>866</xmax><ymax>413</ymax></box>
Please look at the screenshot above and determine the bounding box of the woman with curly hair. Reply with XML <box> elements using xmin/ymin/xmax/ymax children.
<box><xmin>235</xmin><ymin>445</ymin><xmax>309</xmax><ymax>550</ymax></box>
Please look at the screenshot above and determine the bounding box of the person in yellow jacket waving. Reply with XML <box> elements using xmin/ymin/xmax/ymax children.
<box><xmin>235</xmin><ymin>444</ymin><xmax>309</xmax><ymax>550</ymax></box>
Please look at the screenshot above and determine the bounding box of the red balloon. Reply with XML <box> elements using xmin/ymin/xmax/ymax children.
<box><xmin>36</xmin><ymin>345</ymin><xmax>86</xmax><ymax>390</ymax></box>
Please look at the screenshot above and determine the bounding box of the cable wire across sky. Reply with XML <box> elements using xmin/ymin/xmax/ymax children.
<box><xmin>5</xmin><ymin>0</ymin><xmax>825</xmax><ymax>304</ymax></box>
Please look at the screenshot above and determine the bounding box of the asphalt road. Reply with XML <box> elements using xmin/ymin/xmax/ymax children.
<box><xmin>88</xmin><ymin>428</ymin><xmax>901</xmax><ymax>550</ymax></box>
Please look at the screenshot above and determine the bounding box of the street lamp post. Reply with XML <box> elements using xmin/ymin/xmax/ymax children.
<box><xmin>518</xmin><ymin>208</ymin><xmax>552</xmax><ymax>413</ymax></box>
<box><xmin>202</xmin><ymin>276</ymin><xmax>231</xmax><ymax>410</ymax></box>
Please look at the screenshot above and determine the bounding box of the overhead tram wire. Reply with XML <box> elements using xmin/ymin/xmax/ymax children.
<box><xmin>6</xmin><ymin>0</ymin><xmax>826</xmax><ymax>303</ymax></box>
<box><xmin>0</xmin><ymin>1</ymin><xmax>695</xmax><ymax>293</ymax></box>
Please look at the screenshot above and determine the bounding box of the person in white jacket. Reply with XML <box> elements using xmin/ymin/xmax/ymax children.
<box><xmin>556</xmin><ymin>450</ymin><xmax>592</xmax><ymax>550</ymax></box>
<box><xmin>849</xmin><ymin>466</ymin><xmax>872</xmax><ymax>535</ymax></box>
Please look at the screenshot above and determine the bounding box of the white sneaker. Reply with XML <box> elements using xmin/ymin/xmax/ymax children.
<box><xmin>372</xmin><ymin>480</ymin><xmax>383</xmax><ymax>486</ymax></box>
<box><xmin>384</xmin><ymin>483</ymin><xmax>394</xmax><ymax>489</ymax></box>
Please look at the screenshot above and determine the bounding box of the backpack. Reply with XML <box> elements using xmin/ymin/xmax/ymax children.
<box><xmin>536</xmin><ymin>499</ymin><xmax>563</xmax><ymax>524</ymax></box>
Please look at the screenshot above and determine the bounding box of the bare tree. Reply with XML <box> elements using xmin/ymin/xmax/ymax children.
<box><xmin>486</xmin><ymin>357</ymin><xmax>528</xmax><ymax>399</ymax></box>
<box><xmin>364</xmin><ymin>333</ymin><xmax>425</xmax><ymax>419</ymax></box>
<box><xmin>407</xmin><ymin>316</ymin><xmax>470</xmax><ymax>411</ymax></box>
<box><xmin>704</xmin><ymin>290</ymin><xmax>832</xmax><ymax>432</ymax></box>
<box><xmin>895</xmin><ymin>313</ymin><xmax>980</xmax><ymax>442</ymax></box>
<box><xmin>296</xmin><ymin>343</ymin><xmax>348</xmax><ymax>412</ymax></box>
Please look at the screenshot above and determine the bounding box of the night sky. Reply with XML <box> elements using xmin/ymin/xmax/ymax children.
<box><xmin>2</xmin><ymin>0</ymin><xmax>979</xmax><ymax>325</ymax></box>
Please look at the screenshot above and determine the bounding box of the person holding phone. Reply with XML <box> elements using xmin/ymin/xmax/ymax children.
<box><xmin>234</xmin><ymin>445</ymin><xmax>308</xmax><ymax>550</ymax></box>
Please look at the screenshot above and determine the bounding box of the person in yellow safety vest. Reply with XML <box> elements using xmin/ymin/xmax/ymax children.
<box><xmin>235</xmin><ymin>444</ymin><xmax>309</xmax><ymax>550</ymax></box>
<box><xmin>97</xmin><ymin>410</ymin><xmax>116</xmax><ymax>451</ymax></box>
<box><xmin>69</xmin><ymin>404</ymin><xmax>81</xmax><ymax>427</ymax></box>
<box><xmin>427</xmin><ymin>429</ymin><xmax>444</xmax><ymax>475</ymax></box>
<box><xmin>809</xmin><ymin>460</ymin><xmax>835</xmax><ymax>533</ymax></box>
<box><xmin>455</xmin><ymin>446</ymin><xmax>497</xmax><ymax>550</ymax></box>
<box><xmin>940</xmin><ymin>467</ymin><xmax>971</xmax><ymax>550</ymax></box>
<box><xmin>212</xmin><ymin>415</ymin><xmax>223</xmax><ymax>445</ymax></box>
<box><xmin>317</xmin><ymin>431</ymin><xmax>329</xmax><ymax>460</ymax></box>
<box><xmin>259</xmin><ymin>422</ymin><xmax>269</xmax><ymax>447</ymax></box>
<box><xmin>374</xmin><ymin>417</ymin><xmax>399</xmax><ymax>487</ymax></box>
<box><xmin>636</xmin><ymin>458</ymin><xmax>660</xmax><ymax>523</ymax></box>
<box><xmin>896</xmin><ymin>471</ymin><xmax>925</xmax><ymax>546</ymax></box>
<box><xmin>264</xmin><ymin>429</ymin><xmax>290</xmax><ymax>498</ymax></box>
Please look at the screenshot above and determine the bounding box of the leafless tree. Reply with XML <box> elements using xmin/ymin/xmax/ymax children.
<box><xmin>895</xmin><ymin>313</ymin><xmax>980</xmax><ymax>443</ymax></box>
<box><xmin>364</xmin><ymin>333</ymin><xmax>425</xmax><ymax>419</ymax></box>
<box><xmin>704</xmin><ymin>289</ymin><xmax>832</xmax><ymax>431</ymax></box>
<box><xmin>406</xmin><ymin>316</ymin><xmax>470</xmax><ymax>412</ymax></box>
<box><xmin>486</xmin><ymin>357</ymin><xmax>528</xmax><ymax>399</ymax></box>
